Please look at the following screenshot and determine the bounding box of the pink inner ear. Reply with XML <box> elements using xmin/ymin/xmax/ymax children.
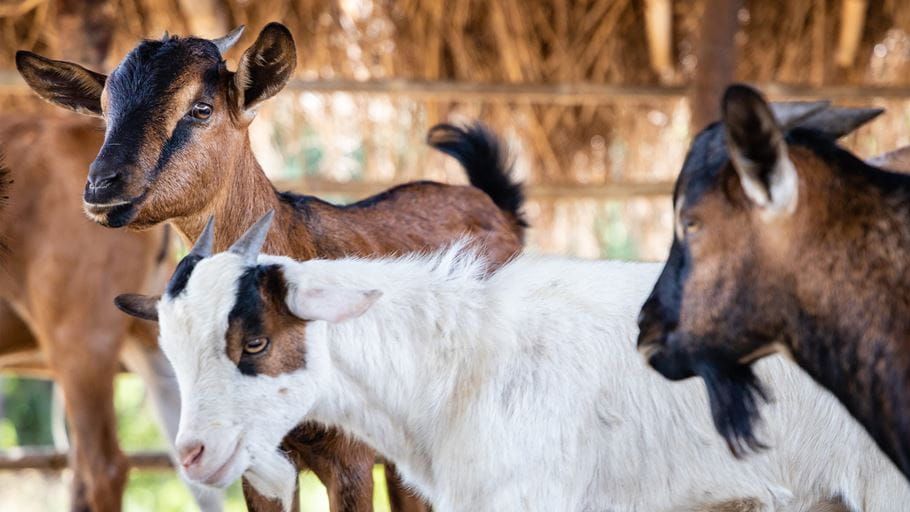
<box><xmin>289</xmin><ymin>288</ymin><xmax>381</xmax><ymax>323</ymax></box>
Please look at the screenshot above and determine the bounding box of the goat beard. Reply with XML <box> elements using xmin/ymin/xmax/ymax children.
<box><xmin>244</xmin><ymin>448</ymin><xmax>298</xmax><ymax>512</ymax></box>
<box><xmin>690</xmin><ymin>349</ymin><xmax>771</xmax><ymax>458</ymax></box>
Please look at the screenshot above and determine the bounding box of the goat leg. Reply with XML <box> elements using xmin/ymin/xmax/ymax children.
<box><xmin>49</xmin><ymin>334</ymin><xmax>128</xmax><ymax>512</ymax></box>
<box><xmin>384</xmin><ymin>464</ymin><xmax>430</xmax><ymax>512</ymax></box>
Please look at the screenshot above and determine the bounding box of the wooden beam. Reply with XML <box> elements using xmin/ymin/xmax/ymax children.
<box><xmin>0</xmin><ymin>71</ymin><xmax>686</xmax><ymax>103</ymax></box>
<box><xmin>0</xmin><ymin>449</ymin><xmax>173</xmax><ymax>471</ymax></box>
<box><xmin>7</xmin><ymin>70</ymin><xmax>910</xmax><ymax>102</ymax></box>
<box><xmin>690</xmin><ymin>0</ymin><xmax>742</xmax><ymax>131</ymax></box>
<box><xmin>835</xmin><ymin>0</ymin><xmax>868</xmax><ymax>68</ymax></box>
<box><xmin>273</xmin><ymin>178</ymin><xmax>676</xmax><ymax>201</ymax></box>
<box><xmin>644</xmin><ymin>0</ymin><xmax>674</xmax><ymax>77</ymax></box>
<box><xmin>0</xmin><ymin>448</ymin><xmax>397</xmax><ymax>472</ymax></box>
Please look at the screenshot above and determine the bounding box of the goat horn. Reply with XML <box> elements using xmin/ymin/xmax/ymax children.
<box><xmin>211</xmin><ymin>25</ymin><xmax>245</xmax><ymax>54</ymax></box>
<box><xmin>161</xmin><ymin>31</ymin><xmax>170</xmax><ymax>41</ymax></box>
<box><xmin>229</xmin><ymin>209</ymin><xmax>274</xmax><ymax>264</ymax></box>
<box><xmin>770</xmin><ymin>101</ymin><xmax>831</xmax><ymax>130</ymax></box>
<box><xmin>794</xmin><ymin>106</ymin><xmax>885</xmax><ymax>139</ymax></box>
<box><xmin>190</xmin><ymin>216</ymin><xmax>216</xmax><ymax>258</ymax></box>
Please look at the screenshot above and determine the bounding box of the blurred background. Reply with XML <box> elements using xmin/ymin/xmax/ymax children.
<box><xmin>2</xmin><ymin>0</ymin><xmax>910</xmax><ymax>510</ymax></box>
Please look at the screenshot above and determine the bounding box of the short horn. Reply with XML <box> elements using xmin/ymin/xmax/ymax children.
<box><xmin>190</xmin><ymin>216</ymin><xmax>216</xmax><ymax>258</ymax></box>
<box><xmin>794</xmin><ymin>106</ymin><xmax>885</xmax><ymax>139</ymax></box>
<box><xmin>212</xmin><ymin>25</ymin><xmax>245</xmax><ymax>54</ymax></box>
<box><xmin>161</xmin><ymin>30</ymin><xmax>170</xmax><ymax>41</ymax></box>
<box><xmin>229</xmin><ymin>209</ymin><xmax>274</xmax><ymax>264</ymax></box>
<box><xmin>769</xmin><ymin>101</ymin><xmax>831</xmax><ymax>130</ymax></box>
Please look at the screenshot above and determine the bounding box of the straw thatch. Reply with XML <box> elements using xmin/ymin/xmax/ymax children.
<box><xmin>2</xmin><ymin>0</ymin><xmax>910</xmax><ymax>259</ymax></box>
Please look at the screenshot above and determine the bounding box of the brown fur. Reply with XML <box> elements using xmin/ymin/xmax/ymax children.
<box><xmin>156</xmin><ymin>104</ymin><xmax>519</xmax><ymax>512</ymax></box>
<box><xmin>21</xmin><ymin>24</ymin><xmax>523</xmax><ymax>511</ymax></box>
<box><xmin>0</xmin><ymin>113</ymin><xmax>169</xmax><ymax>511</ymax></box>
<box><xmin>161</xmin><ymin>128</ymin><xmax>518</xmax><ymax>512</ymax></box>
<box><xmin>639</xmin><ymin>86</ymin><xmax>910</xmax><ymax>480</ymax></box>
<box><xmin>224</xmin><ymin>266</ymin><xmax>308</xmax><ymax>377</ymax></box>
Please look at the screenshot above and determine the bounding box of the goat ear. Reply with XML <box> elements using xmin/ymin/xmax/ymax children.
<box><xmin>16</xmin><ymin>51</ymin><xmax>106</xmax><ymax>117</ymax></box>
<box><xmin>114</xmin><ymin>294</ymin><xmax>160</xmax><ymax>322</ymax></box>
<box><xmin>287</xmin><ymin>287</ymin><xmax>382</xmax><ymax>324</ymax></box>
<box><xmin>868</xmin><ymin>145</ymin><xmax>910</xmax><ymax>172</ymax></box>
<box><xmin>234</xmin><ymin>23</ymin><xmax>296</xmax><ymax>115</ymax></box>
<box><xmin>722</xmin><ymin>84</ymin><xmax>799</xmax><ymax>217</ymax></box>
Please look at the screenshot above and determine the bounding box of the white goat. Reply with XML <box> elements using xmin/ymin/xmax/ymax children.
<box><xmin>116</xmin><ymin>213</ymin><xmax>909</xmax><ymax>512</ymax></box>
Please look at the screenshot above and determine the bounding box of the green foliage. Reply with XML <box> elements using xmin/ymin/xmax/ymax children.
<box><xmin>0</xmin><ymin>377</ymin><xmax>53</xmax><ymax>447</ymax></box>
<box><xmin>596</xmin><ymin>202</ymin><xmax>639</xmax><ymax>260</ymax></box>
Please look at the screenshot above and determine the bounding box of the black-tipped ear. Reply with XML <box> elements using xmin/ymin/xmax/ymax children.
<box><xmin>15</xmin><ymin>51</ymin><xmax>106</xmax><ymax>116</ymax></box>
<box><xmin>795</xmin><ymin>106</ymin><xmax>885</xmax><ymax>140</ymax></box>
<box><xmin>722</xmin><ymin>84</ymin><xmax>799</xmax><ymax>216</ymax></box>
<box><xmin>234</xmin><ymin>23</ymin><xmax>296</xmax><ymax>114</ymax></box>
<box><xmin>115</xmin><ymin>294</ymin><xmax>160</xmax><ymax>322</ymax></box>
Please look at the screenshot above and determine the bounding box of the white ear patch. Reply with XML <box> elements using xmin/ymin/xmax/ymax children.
<box><xmin>287</xmin><ymin>287</ymin><xmax>382</xmax><ymax>323</ymax></box>
<box><xmin>732</xmin><ymin>148</ymin><xmax>799</xmax><ymax>220</ymax></box>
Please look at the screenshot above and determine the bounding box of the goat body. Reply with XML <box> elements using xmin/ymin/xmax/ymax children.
<box><xmin>145</xmin><ymin>239</ymin><xmax>909</xmax><ymax>512</ymax></box>
<box><xmin>18</xmin><ymin>21</ymin><xmax>524</xmax><ymax>510</ymax></box>
<box><xmin>637</xmin><ymin>85</ymin><xmax>910</xmax><ymax>480</ymax></box>
<box><xmin>0</xmin><ymin>114</ymin><xmax>220</xmax><ymax>511</ymax></box>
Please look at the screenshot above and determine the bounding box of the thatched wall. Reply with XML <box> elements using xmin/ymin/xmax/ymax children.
<box><xmin>2</xmin><ymin>0</ymin><xmax>910</xmax><ymax>259</ymax></box>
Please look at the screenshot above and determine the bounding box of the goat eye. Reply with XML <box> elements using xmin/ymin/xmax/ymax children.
<box><xmin>243</xmin><ymin>337</ymin><xmax>269</xmax><ymax>355</ymax></box>
<box><xmin>683</xmin><ymin>218</ymin><xmax>701</xmax><ymax>236</ymax></box>
<box><xmin>189</xmin><ymin>102</ymin><xmax>212</xmax><ymax>120</ymax></box>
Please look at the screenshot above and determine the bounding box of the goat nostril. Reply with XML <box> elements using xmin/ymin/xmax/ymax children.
<box><xmin>89</xmin><ymin>173</ymin><xmax>119</xmax><ymax>190</ymax></box>
<box><xmin>180</xmin><ymin>442</ymin><xmax>205</xmax><ymax>468</ymax></box>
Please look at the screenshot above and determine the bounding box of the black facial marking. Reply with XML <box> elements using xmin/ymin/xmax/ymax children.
<box><xmin>166</xmin><ymin>253</ymin><xmax>205</xmax><ymax>297</ymax></box>
<box><xmin>228</xmin><ymin>264</ymin><xmax>292</xmax><ymax>376</ymax></box>
<box><xmin>230</xmin><ymin>266</ymin><xmax>265</xmax><ymax>376</ymax></box>
<box><xmin>676</xmin><ymin>123</ymin><xmax>729</xmax><ymax>212</ymax></box>
<box><xmin>151</xmin><ymin>117</ymin><xmax>194</xmax><ymax>180</ymax></box>
<box><xmin>97</xmin><ymin>36</ymin><xmax>225</xmax><ymax>199</ymax></box>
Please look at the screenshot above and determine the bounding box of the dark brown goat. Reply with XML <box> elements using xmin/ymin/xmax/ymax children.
<box><xmin>637</xmin><ymin>83</ymin><xmax>910</xmax><ymax>480</ymax></box>
<box><xmin>17</xmin><ymin>23</ymin><xmax>525</xmax><ymax>512</ymax></box>
<box><xmin>0</xmin><ymin>114</ymin><xmax>223</xmax><ymax>511</ymax></box>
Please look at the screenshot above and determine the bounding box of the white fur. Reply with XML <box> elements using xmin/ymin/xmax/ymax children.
<box><xmin>157</xmin><ymin>245</ymin><xmax>909</xmax><ymax>511</ymax></box>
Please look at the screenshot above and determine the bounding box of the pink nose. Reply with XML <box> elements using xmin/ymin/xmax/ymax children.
<box><xmin>178</xmin><ymin>441</ymin><xmax>205</xmax><ymax>469</ymax></box>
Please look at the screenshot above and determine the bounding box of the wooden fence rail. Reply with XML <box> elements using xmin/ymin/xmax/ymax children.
<box><xmin>4</xmin><ymin>71</ymin><xmax>910</xmax><ymax>102</ymax></box>
<box><xmin>0</xmin><ymin>449</ymin><xmax>173</xmax><ymax>471</ymax></box>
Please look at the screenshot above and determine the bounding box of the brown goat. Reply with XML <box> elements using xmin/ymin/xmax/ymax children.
<box><xmin>0</xmin><ymin>114</ymin><xmax>223</xmax><ymax>511</ymax></box>
<box><xmin>637</xmin><ymin>84</ymin><xmax>910</xmax><ymax>480</ymax></box>
<box><xmin>17</xmin><ymin>23</ymin><xmax>525</xmax><ymax>512</ymax></box>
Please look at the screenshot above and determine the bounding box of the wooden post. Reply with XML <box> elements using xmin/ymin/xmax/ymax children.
<box><xmin>644</xmin><ymin>0</ymin><xmax>674</xmax><ymax>79</ymax></box>
<box><xmin>835</xmin><ymin>0</ymin><xmax>868</xmax><ymax>68</ymax></box>
<box><xmin>55</xmin><ymin>0</ymin><xmax>115</xmax><ymax>68</ymax></box>
<box><xmin>690</xmin><ymin>0</ymin><xmax>742</xmax><ymax>132</ymax></box>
